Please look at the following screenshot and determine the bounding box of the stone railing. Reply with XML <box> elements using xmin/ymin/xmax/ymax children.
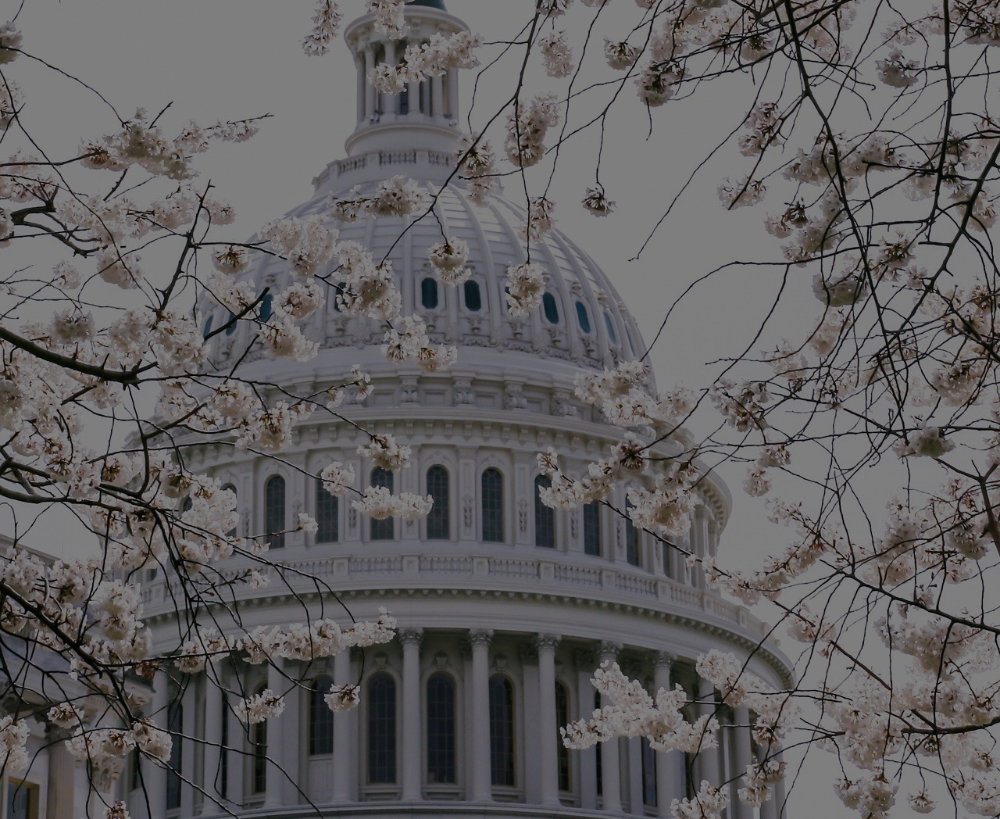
<box><xmin>140</xmin><ymin>551</ymin><xmax>771</xmax><ymax>641</ymax></box>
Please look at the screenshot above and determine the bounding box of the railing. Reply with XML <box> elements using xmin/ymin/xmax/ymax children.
<box><xmin>139</xmin><ymin>551</ymin><xmax>772</xmax><ymax>640</ymax></box>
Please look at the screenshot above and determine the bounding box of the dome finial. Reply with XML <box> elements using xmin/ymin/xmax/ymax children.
<box><xmin>343</xmin><ymin>0</ymin><xmax>465</xmax><ymax>159</ymax></box>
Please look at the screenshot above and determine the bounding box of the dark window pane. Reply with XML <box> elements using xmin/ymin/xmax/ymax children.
<box><xmin>370</xmin><ymin>468</ymin><xmax>394</xmax><ymax>540</ymax></box>
<box><xmin>583</xmin><ymin>501</ymin><xmax>601</xmax><ymax>556</ymax></box>
<box><xmin>542</xmin><ymin>292</ymin><xmax>559</xmax><ymax>324</ymax></box>
<box><xmin>482</xmin><ymin>469</ymin><xmax>504</xmax><ymax>543</ymax></box>
<box><xmin>555</xmin><ymin>682</ymin><xmax>570</xmax><ymax>791</ymax></box>
<box><xmin>260</xmin><ymin>293</ymin><xmax>273</xmax><ymax>323</ymax></box>
<box><xmin>426</xmin><ymin>673</ymin><xmax>456</xmax><ymax>783</ymax></box>
<box><xmin>368</xmin><ymin>674</ymin><xmax>397</xmax><ymax>783</ymax></box>
<box><xmin>534</xmin><ymin>475</ymin><xmax>554</xmax><ymax>548</ymax></box>
<box><xmin>595</xmin><ymin>690</ymin><xmax>602</xmax><ymax>796</ymax></box>
<box><xmin>626</xmin><ymin>500</ymin><xmax>640</xmax><ymax>567</ymax></box>
<box><xmin>575</xmin><ymin>301</ymin><xmax>591</xmax><ymax>334</ymax></box>
<box><xmin>220</xmin><ymin>695</ymin><xmax>228</xmax><ymax>799</ymax></box>
<box><xmin>225</xmin><ymin>312</ymin><xmax>237</xmax><ymax>336</ymax></box>
<box><xmin>332</xmin><ymin>283</ymin><xmax>345</xmax><ymax>312</ymax></box>
<box><xmin>642</xmin><ymin>738</ymin><xmax>657</xmax><ymax>806</ymax></box>
<box><xmin>316</xmin><ymin>478</ymin><xmax>339</xmax><ymax>543</ymax></box>
<box><xmin>421</xmin><ymin>277</ymin><xmax>439</xmax><ymax>310</ymax></box>
<box><xmin>6</xmin><ymin>783</ymin><xmax>31</xmax><ymax>819</ymax></box>
<box><xmin>604</xmin><ymin>312</ymin><xmax>617</xmax><ymax>343</ymax></box>
<box><xmin>252</xmin><ymin>717</ymin><xmax>267</xmax><ymax>794</ymax></box>
<box><xmin>310</xmin><ymin>676</ymin><xmax>334</xmax><ymax>755</ymax></box>
<box><xmin>426</xmin><ymin>466</ymin><xmax>450</xmax><ymax>539</ymax></box>
<box><xmin>464</xmin><ymin>280</ymin><xmax>482</xmax><ymax>312</ymax></box>
<box><xmin>489</xmin><ymin>676</ymin><xmax>515</xmax><ymax>786</ymax></box>
<box><xmin>166</xmin><ymin>698</ymin><xmax>183</xmax><ymax>809</ymax></box>
<box><xmin>265</xmin><ymin>476</ymin><xmax>285</xmax><ymax>550</ymax></box>
<box><xmin>203</xmin><ymin>315</ymin><xmax>214</xmax><ymax>338</ymax></box>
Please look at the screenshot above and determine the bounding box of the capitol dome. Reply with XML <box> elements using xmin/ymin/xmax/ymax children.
<box><xmin>128</xmin><ymin>4</ymin><xmax>794</xmax><ymax>819</ymax></box>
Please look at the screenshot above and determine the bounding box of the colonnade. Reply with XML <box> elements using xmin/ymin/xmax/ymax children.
<box><xmin>133</xmin><ymin>627</ymin><xmax>786</xmax><ymax>819</ymax></box>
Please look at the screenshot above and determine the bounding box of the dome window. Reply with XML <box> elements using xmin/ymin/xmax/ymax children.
<box><xmin>203</xmin><ymin>315</ymin><xmax>214</xmax><ymax>338</ymax></box>
<box><xmin>534</xmin><ymin>475</ymin><xmax>555</xmax><ymax>548</ymax></box>
<box><xmin>604</xmin><ymin>312</ymin><xmax>617</xmax><ymax>343</ymax></box>
<box><xmin>421</xmin><ymin>277</ymin><xmax>439</xmax><ymax>310</ymax></box>
<box><xmin>575</xmin><ymin>301</ymin><xmax>592</xmax><ymax>334</ymax></box>
<box><xmin>367</xmin><ymin>673</ymin><xmax>397</xmax><ymax>784</ymax></box>
<box><xmin>224</xmin><ymin>312</ymin><xmax>237</xmax><ymax>336</ymax></box>
<box><xmin>332</xmin><ymin>283</ymin><xmax>346</xmax><ymax>313</ymax></box>
<box><xmin>426</xmin><ymin>673</ymin><xmax>457</xmax><ymax>783</ymax></box>
<box><xmin>316</xmin><ymin>478</ymin><xmax>338</xmax><ymax>543</ymax></box>
<box><xmin>260</xmin><ymin>293</ymin><xmax>274</xmax><ymax>323</ymax></box>
<box><xmin>489</xmin><ymin>675</ymin><xmax>515</xmax><ymax>786</ymax></box>
<box><xmin>370</xmin><ymin>468</ymin><xmax>395</xmax><ymax>541</ymax></box>
<box><xmin>542</xmin><ymin>293</ymin><xmax>559</xmax><ymax>325</ymax></box>
<box><xmin>265</xmin><ymin>475</ymin><xmax>286</xmax><ymax>550</ymax></box>
<box><xmin>309</xmin><ymin>676</ymin><xmax>334</xmax><ymax>755</ymax></box>
<box><xmin>464</xmin><ymin>280</ymin><xmax>482</xmax><ymax>312</ymax></box>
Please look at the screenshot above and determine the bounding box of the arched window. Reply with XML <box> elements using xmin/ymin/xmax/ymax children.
<box><xmin>316</xmin><ymin>478</ymin><xmax>339</xmax><ymax>543</ymax></box>
<box><xmin>534</xmin><ymin>475</ymin><xmax>554</xmax><ymax>548</ymax></box>
<box><xmin>489</xmin><ymin>675</ymin><xmax>515</xmax><ymax>786</ymax></box>
<box><xmin>421</xmin><ymin>277</ymin><xmax>439</xmax><ymax>310</ymax></box>
<box><xmin>594</xmin><ymin>690</ymin><xmax>603</xmax><ymax>796</ymax></box>
<box><xmin>604</xmin><ymin>312</ymin><xmax>617</xmax><ymax>343</ymax></box>
<box><xmin>265</xmin><ymin>475</ymin><xmax>285</xmax><ymax>550</ymax></box>
<box><xmin>464</xmin><ymin>280</ymin><xmax>482</xmax><ymax>312</ymax></box>
<box><xmin>426</xmin><ymin>673</ymin><xmax>456</xmax><ymax>784</ymax></box>
<box><xmin>426</xmin><ymin>466</ymin><xmax>450</xmax><ymax>540</ymax></box>
<box><xmin>642</xmin><ymin>737</ymin><xmax>657</xmax><ymax>806</ymax></box>
<box><xmin>221</xmin><ymin>483</ymin><xmax>238</xmax><ymax>538</ymax></box>
<box><xmin>332</xmin><ymin>283</ymin><xmax>346</xmax><ymax>312</ymax></box>
<box><xmin>542</xmin><ymin>292</ymin><xmax>559</xmax><ymax>324</ymax></box>
<box><xmin>575</xmin><ymin>301</ymin><xmax>592</xmax><ymax>334</ymax></box>
<box><xmin>309</xmin><ymin>676</ymin><xmax>334</xmax><ymax>755</ymax></box>
<box><xmin>370</xmin><ymin>468</ymin><xmax>394</xmax><ymax>540</ymax></box>
<box><xmin>583</xmin><ymin>501</ymin><xmax>601</xmax><ymax>556</ymax></box>
<box><xmin>555</xmin><ymin>682</ymin><xmax>570</xmax><ymax>791</ymax></box>
<box><xmin>203</xmin><ymin>315</ymin><xmax>214</xmax><ymax>338</ymax></box>
<box><xmin>625</xmin><ymin>500</ymin><xmax>640</xmax><ymax>567</ymax></box>
<box><xmin>225</xmin><ymin>312</ymin><xmax>237</xmax><ymax>336</ymax></box>
<box><xmin>260</xmin><ymin>293</ymin><xmax>273</xmax><ymax>323</ymax></box>
<box><xmin>367</xmin><ymin>674</ymin><xmax>397</xmax><ymax>784</ymax></box>
<box><xmin>220</xmin><ymin>694</ymin><xmax>229</xmax><ymax>799</ymax></box>
<box><xmin>251</xmin><ymin>685</ymin><xmax>268</xmax><ymax>794</ymax></box>
<box><xmin>166</xmin><ymin>697</ymin><xmax>183</xmax><ymax>810</ymax></box>
<box><xmin>481</xmin><ymin>469</ymin><xmax>504</xmax><ymax>543</ymax></box>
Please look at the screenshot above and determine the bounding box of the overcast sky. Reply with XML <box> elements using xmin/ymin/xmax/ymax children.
<box><xmin>1</xmin><ymin>3</ymin><xmax>918</xmax><ymax>815</ymax></box>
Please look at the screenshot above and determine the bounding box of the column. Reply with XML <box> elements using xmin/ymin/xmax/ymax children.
<box><xmin>772</xmin><ymin>754</ymin><xmax>787</xmax><ymax>819</ymax></box>
<box><xmin>537</xmin><ymin>634</ymin><xmax>561</xmax><ymax>806</ymax></box>
<box><xmin>180</xmin><ymin>679</ymin><xmax>196</xmax><ymax>818</ymax></box>
<box><xmin>264</xmin><ymin>663</ymin><xmax>285</xmax><ymax>808</ymax></box>
<box><xmin>400</xmin><ymin>628</ymin><xmax>423</xmax><ymax>801</ymax></box>
<box><xmin>203</xmin><ymin>673</ymin><xmax>224</xmax><ymax>810</ymax></box>
<box><xmin>599</xmin><ymin>642</ymin><xmax>622</xmax><ymax>812</ymax></box>
<box><xmin>431</xmin><ymin>75</ymin><xmax>444</xmax><ymax>118</ymax></box>
<box><xmin>364</xmin><ymin>46</ymin><xmax>376</xmax><ymax>120</ymax></box>
<box><xmin>331</xmin><ymin>648</ymin><xmax>353</xmax><ymax>803</ymax></box>
<box><xmin>469</xmin><ymin>630</ymin><xmax>493</xmax><ymax>802</ymax></box>
<box><xmin>697</xmin><ymin>677</ymin><xmax>722</xmax><ymax>790</ymax></box>
<box><xmin>145</xmin><ymin>671</ymin><xmax>169</xmax><ymax>819</ymax></box>
<box><xmin>447</xmin><ymin>69</ymin><xmax>459</xmax><ymax>120</ymax></box>
<box><xmin>730</xmin><ymin>705</ymin><xmax>753</xmax><ymax>819</ymax></box>
<box><xmin>575</xmin><ymin>650</ymin><xmax>598</xmax><ymax>811</ymax></box>
<box><xmin>280</xmin><ymin>662</ymin><xmax>301</xmax><ymax>806</ymax></box>
<box><xmin>627</xmin><ymin>737</ymin><xmax>643</xmax><ymax>814</ymax></box>
<box><xmin>223</xmin><ymin>666</ymin><xmax>244</xmax><ymax>810</ymax></box>
<box><xmin>654</xmin><ymin>653</ymin><xmax>684</xmax><ymax>819</ymax></box>
<box><xmin>46</xmin><ymin>729</ymin><xmax>76</xmax><ymax>819</ymax></box>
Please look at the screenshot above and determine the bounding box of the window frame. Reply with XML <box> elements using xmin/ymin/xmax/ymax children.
<box><xmin>264</xmin><ymin>474</ymin><xmax>286</xmax><ymax>550</ymax></box>
<box><xmin>534</xmin><ymin>475</ymin><xmax>555</xmax><ymax>548</ymax></box>
<box><xmin>481</xmin><ymin>468</ymin><xmax>505</xmax><ymax>544</ymax></box>
<box><xmin>366</xmin><ymin>672</ymin><xmax>399</xmax><ymax>785</ymax></box>
<box><xmin>308</xmin><ymin>675</ymin><xmax>335</xmax><ymax>756</ymax></box>
<box><xmin>315</xmin><ymin>477</ymin><xmax>339</xmax><ymax>543</ymax></box>
<box><xmin>488</xmin><ymin>673</ymin><xmax>516</xmax><ymax>788</ymax></box>
<box><xmin>425</xmin><ymin>465</ymin><xmax>450</xmax><ymax>540</ymax></box>
<box><xmin>425</xmin><ymin>671</ymin><xmax>458</xmax><ymax>785</ymax></box>
<box><xmin>370</xmin><ymin>468</ymin><xmax>395</xmax><ymax>541</ymax></box>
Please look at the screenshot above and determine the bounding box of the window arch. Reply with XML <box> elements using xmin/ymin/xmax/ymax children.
<box><xmin>426</xmin><ymin>466</ymin><xmax>450</xmax><ymax>540</ymax></box>
<box><xmin>464</xmin><ymin>279</ymin><xmax>482</xmax><ymax>312</ymax></box>
<box><xmin>481</xmin><ymin>469</ymin><xmax>504</xmax><ymax>543</ymax></box>
<box><xmin>625</xmin><ymin>499</ymin><xmax>640</xmax><ymax>567</ymax></box>
<box><xmin>421</xmin><ymin>277</ymin><xmax>439</xmax><ymax>310</ymax></box>
<box><xmin>166</xmin><ymin>697</ymin><xmax>183</xmax><ymax>810</ymax></box>
<box><xmin>575</xmin><ymin>301</ymin><xmax>592</xmax><ymax>334</ymax></box>
<box><xmin>370</xmin><ymin>468</ymin><xmax>394</xmax><ymax>540</ymax></box>
<box><xmin>542</xmin><ymin>292</ymin><xmax>559</xmax><ymax>324</ymax></box>
<box><xmin>555</xmin><ymin>681</ymin><xmax>570</xmax><ymax>791</ymax></box>
<box><xmin>265</xmin><ymin>475</ymin><xmax>285</xmax><ymax>550</ymax></box>
<box><xmin>221</xmin><ymin>483</ymin><xmax>238</xmax><ymax>538</ymax></box>
<box><xmin>367</xmin><ymin>673</ymin><xmax>397</xmax><ymax>784</ymax></box>
<box><xmin>309</xmin><ymin>676</ymin><xmax>334</xmax><ymax>756</ymax></box>
<box><xmin>426</xmin><ymin>673</ymin><xmax>456</xmax><ymax>784</ymax></box>
<box><xmin>316</xmin><ymin>477</ymin><xmax>339</xmax><ymax>543</ymax></box>
<box><xmin>251</xmin><ymin>684</ymin><xmax>268</xmax><ymax>795</ymax></box>
<box><xmin>488</xmin><ymin>675</ymin><xmax>515</xmax><ymax>786</ymax></box>
<box><xmin>583</xmin><ymin>501</ymin><xmax>601</xmax><ymax>556</ymax></box>
<box><xmin>534</xmin><ymin>475</ymin><xmax>554</xmax><ymax>548</ymax></box>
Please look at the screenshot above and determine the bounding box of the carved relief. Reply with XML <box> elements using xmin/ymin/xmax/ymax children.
<box><xmin>463</xmin><ymin>494</ymin><xmax>474</xmax><ymax>529</ymax></box>
<box><xmin>518</xmin><ymin>499</ymin><xmax>528</xmax><ymax>533</ymax></box>
<box><xmin>400</xmin><ymin>376</ymin><xmax>419</xmax><ymax>405</ymax></box>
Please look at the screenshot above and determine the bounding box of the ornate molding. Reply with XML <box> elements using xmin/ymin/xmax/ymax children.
<box><xmin>599</xmin><ymin>641</ymin><xmax>622</xmax><ymax>662</ymax></box>
<box><xmin>535</xmin><ymin>633</ymin><xmax>561</xmax><ymax>652</ymax></box>
<box><xmin>468</xmin><ymin>629</ymin><xmax>493</xmax><ymax>648</ymax></box>
<box><xmin>398</xmin><ymin>627</ymin><xmax>423</xmax><ymax>646</ymax></box>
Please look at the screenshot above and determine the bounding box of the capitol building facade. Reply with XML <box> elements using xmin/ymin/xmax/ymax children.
<box><xmin>71</xmin><ymin>3</ymin><xmax>795</xmax><ymax>819</ymax></box>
